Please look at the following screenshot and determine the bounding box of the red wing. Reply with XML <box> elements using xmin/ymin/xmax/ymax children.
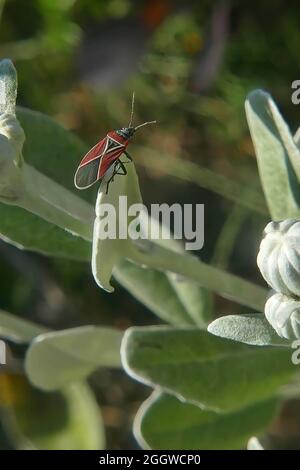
<box><xmin>78</xmin><ymin>139</ymin><xmax>107</xmax><ymax>167</ymax></box>
<box><xmin>74</xmin><ymin>135</ymin><xmax>125</xmax><ymax>189</ymax></box>
<box><xmin>98</xmin><ymin>147</ymin><xmax>125</xmax><ymax>178</ymax></box>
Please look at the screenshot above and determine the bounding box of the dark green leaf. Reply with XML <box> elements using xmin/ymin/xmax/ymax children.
<box><xmin>135</xmin><ymin>391</ymin><xmax>277</xmax><ymax>450</ymax></box>
<box><xmin>17</xmin><ymin>107</ymin><xmax>93</xmax><ymax>200</ymax></box>
<box><xmin>0</xmin><ymin>203</ymin><xmax>91</xmax><ymax>260</ymax></box>
<box><xmin>122</xmin><ymin>326</ymin><xmax>296</xmax><ymax>412</ymax></box>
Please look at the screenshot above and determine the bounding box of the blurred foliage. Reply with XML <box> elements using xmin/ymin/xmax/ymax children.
<box><xmin>0</xmin><ymin>0</ymin><xmax>300</xmax><ymax>450</ymax></box>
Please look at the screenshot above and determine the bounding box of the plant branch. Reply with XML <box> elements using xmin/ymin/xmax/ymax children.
<box><xmin>128</xmin><ymin>241</ymin><xmax>267</xmax><ymax>311</ymax></box>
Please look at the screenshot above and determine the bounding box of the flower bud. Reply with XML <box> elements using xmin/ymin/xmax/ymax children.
<box><xmin>257</xmin><ymin>220</ymin><xmax>300</xmax><ymax>297</ymax></box>
<box><xmin>265</xmin><ymin>292</ymin><xmax>300</xmax><ymax>340</ymax></box>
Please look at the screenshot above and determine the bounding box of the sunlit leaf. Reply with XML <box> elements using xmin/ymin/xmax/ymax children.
<box><xmin>208</xmin><ymin>313</ymin><xmax>290</xmax><ymax>346</ymax></box>
<box><xmin>25</xmin><ymin>326</ymin><xmax>123</xmax><ymax>390</ymax></box>
<box><xmin>245</xmin><ymin>90</ymin><xmax>300</xmax><ymax>219</ymax></box>
<box><xmin>122</xmin><ymin>326</ymin><xmax>296</xmax><ymax>412</ymax></box>
<box><xmin>0</xmin><ymin>309</ymin><xmax>47</xmax><ymax>343</ymax></box>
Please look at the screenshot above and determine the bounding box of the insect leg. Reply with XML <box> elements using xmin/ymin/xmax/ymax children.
<box><xmin>115</xmin><ymin>160</ymin><xmax>128</xmax><ymax>175</ymax></box>
<box><xmin>123</xmin><ymin>151</ymin><xmax>133</xmax><ymax>163</ymax></box>
<box><xmin>105</xmin><ymin>162</ymin><xmax>118</xmax><ymax>194</ymax></box>
<box><xmin>105</xmin><ymin>160</ymin><xmax>125</xmax><ymax>193</ymax></box>
<box><xmin>106</xmin><ymin>175</ymin><xmax>117</xmax><ymax>194</ymax></box>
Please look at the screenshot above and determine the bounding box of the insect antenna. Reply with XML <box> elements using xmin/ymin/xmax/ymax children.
<box><xmin>134</xmin><ymin>120</ymin><xmax>157</xmax><ymax>131</ymax></box>
<box><xmin>128</xmin><ymin>91</ymin><xmax>135</xmax><ymax>127</ymax></box>
<box><xmin>128</xmin><ymin>91</ymin><xmax>156</xmax><ymax>131</ymax></box>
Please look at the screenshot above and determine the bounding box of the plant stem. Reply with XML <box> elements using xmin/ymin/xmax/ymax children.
<box><xmin>129</xmin><ymin>242</ymin><xmax>267</xmax><ymax>311</ymax></box>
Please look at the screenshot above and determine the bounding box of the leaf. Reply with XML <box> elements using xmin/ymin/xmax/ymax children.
<box><xmin>25</xmin><ymin>326</ymin><xmax>123</xmax><ymax>391</ymax></box>
<box><xmin>0</xmin><ymin>107</ymin><xmax>92</xmax><ymax>259</ymax></box>
<box><xmin>0</xmin><ymin>309</ymin><xmax>48</xmax><ymax>343</ymax></box>
<box><xmin>114</xmin><ymin>262</ymin><xmax>194</xmax><ymax>326</ymax></box>
<box><xmin>92</xmin><ymin>172</ymin><xmax>213</xmax><ymax>326</ymax></box>
<box><xmin>92</xmin><ymin>161</ymin><xmax>146</xmax><ymax>293</ymax></box>
<box><xmin>294</xmin><ymin>127</ymin><xmax>300</xmax><ymax>148</ymax></box>
<box><xmin>17</xmin><ymin>107</ymin><xmax>92</xmax><ymax>200</ymax></box>
<box><xmin>135</xmin><ymin>391</ymin><xmax>277</xmax><ymax>450</ymax></box>
<box><xmin>266</xmin><ymin>97</ymin><xmax>300</xmax><ymax>184</ymax></box>
<box><xmin>245</xmin><ymin>90</ymin><xmax>300</xmax><ymax>220</ymax></box>
<box><xmin>167</xmin><ymin>272</ymin><xmax>213</xmax><ymax>327</ymax></box>
<box><xmin>207</xmin><ymin>313</ymin><xmax>290</xmax><ymax>346</ymax></box>
<box><xmin>121</xmin><ymin>326</ymin><xmax>296</xmax><ymax>413</ymax></box>
<box><xmin>114</xmin><ymin>214</ymin><xmax>212</xmax><ymax>327</ymax></box>
<box><xmin>0</xmin><ymin>374</ymin><xmax>104</xmax><ymax>450</ymax></box>
<box><xmin>0</xmin><ymin>203</ymin><xmax>91</xmax><ymax>260</ymax></box>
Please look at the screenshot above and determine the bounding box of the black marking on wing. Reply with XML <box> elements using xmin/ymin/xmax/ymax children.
<box><xmin>74</xmin><ymin>158</ymin><xmax>101</xmax><ymax>189</ymax></box>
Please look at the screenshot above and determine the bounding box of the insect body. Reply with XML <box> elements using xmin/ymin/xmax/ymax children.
<box><xmin>74</xmin><ymin>94</ymin><xmax>155</xmax><ymax>194</ymax></box>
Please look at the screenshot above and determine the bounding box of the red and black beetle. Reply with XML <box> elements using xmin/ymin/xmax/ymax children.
<box><xmin>74</xmin><ymin>94</ymin><xmax>156</xmax><ymax>194</ymax></box>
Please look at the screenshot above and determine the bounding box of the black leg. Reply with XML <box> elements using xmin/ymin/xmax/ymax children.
<box><xmin>115</xmin><ymin>160</ymin><xmax>127</xmax><ymax>175</ymax></box>
<box><xmin>105</xmin><ymin>179</ymin><xmax>111</xmax><ymax>194</ymax></box>
<box><xmin>105</xmin><ymin>160</ymin><xmax>127</xmax><ymax>194</ymax></box>
<box><xmin>105</xmin><ymin>163</ymin><xmax>118</xmax><ymax>194</ymax></box>
<box><xmin>123</xmin><ymin>151</ymin><xmax>133</xmax><ymax>163</ymax></box>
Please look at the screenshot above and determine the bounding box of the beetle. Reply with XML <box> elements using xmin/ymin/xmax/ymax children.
<box><xmin>74</xmin><ymin>93</ymin><xmax>156</xmax><ymax>194</ymax></box>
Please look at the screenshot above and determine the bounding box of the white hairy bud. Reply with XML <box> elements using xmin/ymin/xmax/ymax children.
<box><xmin>257</xmin><ymin>220</ymin><xmax>300</xmax><ymax>298</ymax></box>
<box><xmin>265</xmin><ymin>292</ymin><xmax>300</xmax><ymax>340</ymax></box>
